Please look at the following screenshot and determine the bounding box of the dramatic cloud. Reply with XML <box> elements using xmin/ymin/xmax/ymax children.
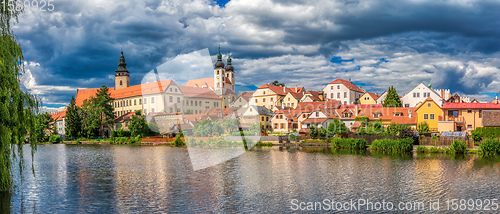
<box><xmin>13</xmin><ymin>0</ymin><xmax>500</xmax><ymax>108</ymax></box>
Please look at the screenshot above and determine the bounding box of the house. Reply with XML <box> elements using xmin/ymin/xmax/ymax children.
<box><xmin>271</xmin><ymin>109</ymin><xmax>297</xmax><ymax>133</ymax></box>
<box><xmin>415</xmin><ymin>97</ymin><xmax>442</xmax><ymax>131</ymax></box>
<box><xmin>438</xmin><ymin>103</ymin><xmax>500</xmax><ymax>133</ymax></box>
<box><xmin>358</xmin><ymin>91</ymin><xmax>380</xmax><ymax>105</ymax></box>
<box><xmin>113</xmin><ymin>111</ymin><xmax>136</xmax><ymax>131</ymax></box>
<box><xmin>375</xmin><ymin>90</ymin><xmax>388</xmax><ymax>104</ymax></box>
<box><xmin>230</xmin><ymin>92</ymin><xmax>253</xmax><ymax>108</ymax></box>
<box><xmin>249</xmin><ymin>84</ymin><xmax>304</xmax><ymax>110</ymax></box>
<box><xmin>282</xmin><ymin>91</ymin><xmax>304</xmax><ymax>109</ymax></box>
<box><xmin>179</xmin><ymin>86</ymin><xmax>222</xmax><ymax>115</ymax></box>
<box><xmin>300</xmin><ymin>109</ymin><xmax>338</xmax><ymax>129</ymax></box>
<box><xmin>50</xmin><ymin>110</ymin><xmax>67</xmax><ymax>136</ymax></box>
<box><xmin>375</xmin><ymin>107</ymin><xmax>417</xmax><ymax>129</ymax></box>
<box><xmin>322</xmin><ymin>78</ymin><xmax>364</xmax><ymax>105</ymax></box>
<box><xmin>445</xmin><ymin>93</ymin><xmax>471</xmax><ymax>103</ymax></box>
<box><xmin>301</xmin><ymin>90</ymin><xmax>323</xmax><ymax>102</ymax></box>
<box><xmin>240</xmin><ymin>105</ymin><xmax>275</xmax><ymax>131</ymax></box>
<box><xmin>400</xmin><ymin>83</ymin><xmax>444</xmax><ymax>107</ymax></box>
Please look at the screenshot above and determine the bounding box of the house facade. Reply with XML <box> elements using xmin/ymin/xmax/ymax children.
<box><xmin>438</xmin><ymin>103</ymin><xmax>500</xmax><ymax>133</ymax></box>
<box><xmin>400</xmin><ymin>83</ymin><xmax>444</xmax><ymax>107</ymax></box>
<box><xmin>358</xmin><ymin>92</ymin><xmax>379</xmax><ymax>105</ymax></box>
<box><xmin>322</xmin><ymin>78</ymin><xmax>364</xmax><ymax>105</ymax></box>
<box><xmin>415</xmin><ymin>97</ymin><xmax>442</xmax><ymax>131</ymax></box>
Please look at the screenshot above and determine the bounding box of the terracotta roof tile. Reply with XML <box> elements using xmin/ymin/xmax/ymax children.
<box><xmin>178</xmin><ymin>86</ymin><xmax>220</xmax><ymax>99</ymax></box>
<box><xmin>442</xmin><ymin>102</ymin><xmax>500</xmax><ymax>109</ymax></box>
<box><xmin>328</xmin><ymin>78</ymin><xmax>364</xmax><ymax>93</ymax></box>
<box><xmin>186</xmin><ymin>77</ymin><xmax>214</xmax><ymax>88</ymax></box>
<box><xmin>110</xmin><ymin>80</ymin><xmax>174</xmax><ymax>99</ymax></box>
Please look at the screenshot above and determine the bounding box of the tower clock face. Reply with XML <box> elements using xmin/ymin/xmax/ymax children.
<box><xmin>216</xmin><ymin>76</ymin><xmax>220</xmax><ymax>81</ymax></box>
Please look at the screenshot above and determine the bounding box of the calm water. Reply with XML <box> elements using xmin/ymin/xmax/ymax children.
<box><xmin>2</xmin><ymin>144</ymin><xmax>500</xmax><ymax>213</ymax></box>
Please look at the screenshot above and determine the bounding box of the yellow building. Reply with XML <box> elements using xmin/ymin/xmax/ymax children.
<box><xmin>415</xmin><ymin>97</ymin><xmax>442</xmax><ymax>131</ymax></box>
<box><xmin>250</xmin><ymin>84</ymin><xmax>304</xmax><ymax>110</ymax></box>
<box><xmin>282</xmin><ymin>92</ymin><xmax>303</xmax><ymax>109</ymax></box>
<box><xmin>358</xmin><ymin>92</ymin><xmax>379</xmax><ymax>105</ymax></box>
<box><xmin>438</xmin><ymin>102</ymin><xmax>500</xmax><ymax>133</ymax></box>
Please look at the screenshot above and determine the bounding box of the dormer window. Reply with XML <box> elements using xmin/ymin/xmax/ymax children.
<box><xmin>374</xmin><ymin>113</ymin><xmax>381</xmax><ymax>119</ymax></box>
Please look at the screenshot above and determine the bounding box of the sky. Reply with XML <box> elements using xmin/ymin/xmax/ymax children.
<box><xmin>12</xmin><ymin>0</ymin><xmax>500</xmax><ymax>112</ymax></box>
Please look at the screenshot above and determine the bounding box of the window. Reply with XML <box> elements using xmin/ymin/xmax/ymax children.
<box><xmin>479</xmin><ymin>110</ymin><xmax>482</xmax><ymax>118</ymax></box>
<box><xmin>430</xmin><ymin>114</ymin><xmax>435</xmax><ymax>120</ymax></box>
<box><xmin>424</xmin><ymin>114</ymin><xmax>428</xmax><ymax>120</ymax></box>
<box><xmin>274</xmin><ymin>123</ymin><xmax>278</xmax><ymax>129</ymax></box>
<box><xmin>144</xmin><ymin>109</ymin><xmax>147</xmax><ymax>115</ymax></box>
<box><xmin>291</xmin><ymin>103</ymin><xmax>294</xmax><ymax>107</ymax></box>
<box><xmin>151</xmin><ymin>108</ymin><xmax>155</xmax><ymax>113</ymax></box>
<box><xmin>344</xmin><ymin>92</ymin><xmax>347</xmax><ymax>98</ymax></box>
<box><xmin>151</xmin><ymin>97</ymin><xmax>155</xmax><ymax>104</ymax></box>
<box><xmin>177</xmin><ymin>97</ymin><xmax>180</xmax><ymax>103</ymax></box>
<box><xmin>374</xmin><ymin>113</ymin><xmax>380</xmax><ymax>119</ymax></box>
<box><xmin>263</xmin><ymin>91</ymin><xmax>266</xmax><ymax>95</ymax></box>
<box><xmin>199</xmin><ymin>101</ymin><xmax>202</xmax><ymax>106</ymax></box>
<box><xmin>170</xmin><ymin>88</ymin><xmax>172</xmax><ymax>92</ymax></box>
<box><xmin>405</xmin><ymin>104</ymin><xmax>409</xmax><ymax>107</ymax></box>
<box><xmin>413</xmin><ymin>93</ymin><xmax>416</xmax><ymax>98</ymax></box>
<box><xmin>316</xmin><ymin>112</ymin><xmax>319</xmax><ymax>117</ymax></box>
<box><xmin>134</xmin><ymin>100</ymin><xmax>136</xmax><ymax>105</ymax></box>
<box><xmin>195</xmin><ymin>101</ymin><xmax>198</xmax><ymax>106</ymax></box>
<box><xmin>467</xmin><ymin>110</ymin><xmax>472</xmax><ymax>113</ymax></box>
<box><xmin>261</xmin><ymin>117</ymin><xmax>264</xmax><ymax>121</ymax></box>
<box><xmin>175</xmin><ymin>89</ymin><xmax>177</xmax><ymax>92</ymax></box>
<box><xmin>263</xmin><ymin>98</ymin><xmax>266</xmax><ymax>102</ymax></box>
<box><xmin>288</xmin><ymin>98</ymin><xmax>290</xmax><ymax>101</ymax></box>
<box><xmin>331</xmin><ymin>93</ymin><xmax>334</xmax><ymax>99</ymax></box>
<box><xmin>337</xmin><ymin>85</ymin><xmax>340</xmax><ymax>89</ymax></box>
<box><xmin>337</xmin><ymin>93</ymin><xmax>340</xmax><ymax>98</ymax></box>
<box><xmin>169</xmin><ymin>96</ymin><xmax>172</xmax><ymax>102</ymax></box>
<box><xmin>427</xmin><ymin>103</ymin><xmax>431</xmax><ymax>107</ymax></box>
<box><xmin>266</xmin><ymin>117</ymin><xmax>269</xmax><ymax>121</ymax></box>
<box><xmin>271</xmin><ymin>98</ymin><xmax>273</xmax><ymax>102</ymax></box>
<box><xmin>331</xmin><ymin>86</ymin><xmax>333</xmax><ymax>90</ymax></box>
<box><xmin>169</xmin><ymin>107</ymin><xmax>173</xmax><ymax>113</ymax></box>
<box><xmin>139</xmin><ymin>99</ymin><xmax>142</xmax><ymax>104</ymax></box>
<box><xmin>417</xmin><ymin>93</ymin><xmax>420</xmax><ymax>97</ymax></box>
<box><xmin>281</xmin><ymin>123</ymin><xmax>285</xmax><ymax>129</ymax></box>
<box><xmin>120</xmin><ymin>80</ymin><xmax>123</xmax><ymax>86</ymax></box>
<box><xmin>144</xmin><ymin>98</ymin><xmax>147</xmax><ymax>104</ymax></box>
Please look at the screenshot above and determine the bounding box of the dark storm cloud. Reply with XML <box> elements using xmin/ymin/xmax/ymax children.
<box><xmin>13</xmin><ymin>0</ymin><xmax>500</xmax><ymax>106</ymax></box>
<box><xmin>431</xmin><ymin>63</ymin><xmax>495</xmax><ymax>95</ymax></box>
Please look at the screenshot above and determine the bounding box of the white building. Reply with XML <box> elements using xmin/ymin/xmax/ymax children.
<box><xmin>322</xmin><ymin>78</ymin><xmax>364</xmax><ymax>105</ymax></box>
<box><xmin>400</xmin><ymin>83</ymin><xmax>444</xmax><ymax>107</ymax></box>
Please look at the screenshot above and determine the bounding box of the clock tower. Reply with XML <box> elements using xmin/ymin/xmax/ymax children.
<box><xmin>115</xmin><ymin>51</ymin><xmax>130</xmax><ymax>90</ymax></box>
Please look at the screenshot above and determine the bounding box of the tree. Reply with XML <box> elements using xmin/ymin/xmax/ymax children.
<box><xmin>80</xmin><ymin>85</ymin><xmax>115</xmax><ymax>138</ymax></box>
<box><xmin>417</xmin><ymin>122</ymin><xmax>430</xmax><ymax>134</ymax></box>
<box><xmin>1</xmin><ymin>1</ymin><xmax>40</xmax><ymax>191</ymax></box>
<box><xmin>128</xmin><ymin>113</ymin><xmax>149</xmax><ymax>137</ymax></box>
<box><xmin>65</xmin><ymin>96</ymin><xmax>82</xmax><ymax>138</ymax></box>
<box><xmin>383</xmin><ymin>86</ymin><xmax>402</xmax><ymax>107</ymax></box>
<box><xmin>309</xmin><ymin>126</ymin><xmax>318</xmax><ymax>138</ymax></box>
<box><xmin>222</xmin><ymin>118</ymin><xmax>239</xmax><ymax>134</ymax></box>
<box><xmin>327</xmin><ymin>119</ymin><xmax>348</xmax><ymax>136</ymax></box>
<box><xmin>271</xmin><ymin>80</ymin><xmax>285</xmax><ymax>87</ymax></box>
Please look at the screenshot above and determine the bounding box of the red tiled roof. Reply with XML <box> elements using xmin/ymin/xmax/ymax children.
<box><xmin>178</xmin><ymin>86</ymin><xmax>220</xmax><ymax>99</ymax></box>
<box><xmin>352</xmin><ymin>121</ymin><xmax>363</xmax><ymax>129</ymax></box>
<box><xmin>288</xmin><ymin>91</ymin><xmax>303</xmax><ymax>100</ymax></box>
<box><xmin>113</xmin><ymin>112</ymin><xmax>136</xmax><ymax>123</ymax></box>
<box><xmin>257</xmin><ymin>84</ymin><xmax>305</xmax><ymax>96</ymax></box>
<box><xmin>366</xmin><ymin>92</ymin><xmax>380</xmax><ymax>100</ymax></box>
<box><xmin>442</xmin><ymin>102</ymin><xmax>500</xmax><ymax>109</ymax></box>
<box><xmin>75</xmin><ymin>88</ymin><xmax>115</xmax><ymax>107</ymax></box>
<box><xmin>186</xmin><ymin>77</ymin><xmax>214</xmax><ymax>88</ymax></box>
<box><xmin>51</xmin><ymin>110</ymin><xmax>67</xmax><ymax>121</ymax></box>
<box><xmin>302</xmin><ymin>118</ymin><xmax>328</xmax><ymax>124</ymax></box>
<box><xmin>328</xmin><ymin>78</ymin><xmax>364</xmax><ymax>93</ymax></box>
<box><xmin>110</xmin><ymin>80</ymin><xmax>174</xmax><ymax>99</ymax></box>
<box><xmin>339</xmin><ymin>104</ymin><xmax>382</xmax><ymax>109</ymax></box>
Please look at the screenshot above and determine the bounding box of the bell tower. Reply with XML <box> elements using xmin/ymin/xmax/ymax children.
<box><xmin>115</xmin><ymin>51</ymin><xmax>130</xmax><ymax>90</ymax></box>
<box><xmin>214</xmin><ymin>47</ymin><xmax>225</xmax><ymax>97</ymax></box>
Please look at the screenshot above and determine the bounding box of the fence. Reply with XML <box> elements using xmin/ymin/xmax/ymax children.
<box><xmin>419</xmin><ymin>136</ymin><xmax>471</xmax><ymax>147</ymax></box>
<box><xmin>346</xmin><ymin>134</ymin><xmax>400</xmax><ymax>145</ymax></box>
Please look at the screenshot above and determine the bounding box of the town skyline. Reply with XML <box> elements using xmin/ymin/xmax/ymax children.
<box><xmin>13</xmin><ymin>0</ymin><xmax>500</xmax><ymax>112</ymax></box>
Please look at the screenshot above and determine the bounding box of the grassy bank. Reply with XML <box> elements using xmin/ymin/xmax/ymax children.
<box><xmin>330</xmin><ymin>138</ymin><xmax>367</xmax><ymax>150</ymax></box>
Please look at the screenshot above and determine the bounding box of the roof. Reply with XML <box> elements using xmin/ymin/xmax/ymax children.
<box><xmin>338</xmin><ymin>104</ymin><xmax>383</xmax><ymax>109</ymax></box>
<box><xmin>304</xmin><ymin>90</ymin><xmax>321</xmax><ymax>101</ymax></box>
<box><xmin>482</xmin><ymin>110</ymin><xmax>500</xmax><ymax>127</ymax></box>
<box><xmin>366</xmin><ymin>92</ymin><xmax>380</xmax><ymax>100</ymax></box>
<box><xmin>178</xmin><ymin>86</ymin><xmax>220</xmax><ymax>99</ymax></box>
<box><xmin>186</xmin><ymin>77</ymin><xmax>214</xmax><ymax>88</ymax></box>
<box><xmin>257</xmin><ymin>84</ymin><xmax>305</xmax><ymax>96</ymax></box>
<box><xmin>295</xmin><ymin>100</ymin><xmax>342</xmax><ymax>112</ymax></box>
<box><xmin>415</xmin><ymin>97</ymin><xmax>440</xmax><ymax>111</ymax></box>
<box><xmin>51</xmin><ymin>110</ymin><xmax>67</xmax><ymax>121</ymax></box>
<box><xmin>248</xmin><ymin>105</ymin><xmax>274</xmax><ymax>116</ymax></box>
<box><xmin>110</xmin><ymin>80</ymin><xmax>175</xmax><ymax>99</ymax></box>
<box><xmin>288</xmin><ymin>91</ymin><xmax>304</xmax><ymax>100</ymax></box>
<box><xmin>442</xmin><ymin>102</ymin><xmax>500</xmax><ymax>109</ymax></box>
<box><xmin>352</xmin><ymin>121</ymin><xmax>363</xmax><ymax>129</ymax></box>
<box><xmin>75</xmin><ymin>88</ymin><xmax>115</xmax><ymax>107</ymax></box>
<box><xmin>234</xmin><ymin>92</ymin><xmax>253</xmax><ymax>102</ymax></box>
<box><xmin>327</xmin><ymin>78</ymin><xmax>364</xmax><ymax>93</ymax></box>
<box><xmin>302</xmin><ymin>118</ymin><xmax>328</xmax><ymax>124</ymax></box>
<box><xmin>113</xmin><ymin>112</ymin><xmax>136</xmax><ymax>123</ymax></box>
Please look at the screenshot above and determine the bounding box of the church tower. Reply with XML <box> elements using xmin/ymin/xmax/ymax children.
<box><xmin>214</xmin><ymin>47</ymin><xmax>225</xmax><ymax>97</ymax></box>
<box><xmin>115</xmin><ymin>51</ymin><xmax>130</xmax><ymax>90</ymax></box>
<box><xmin>225</xmin><ymin>55</ymin><xmax>235</xmax><ymax>92</ymax></box>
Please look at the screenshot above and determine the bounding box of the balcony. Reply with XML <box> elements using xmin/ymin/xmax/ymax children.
<box><xmin>439</xmin><ymin>116</ymin><xmax>464</xmax><ymax>122</ymax></box>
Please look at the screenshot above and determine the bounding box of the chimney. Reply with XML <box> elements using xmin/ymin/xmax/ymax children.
<box><xmin>295</xmin><ymin>85</ymin><xmax>297</xmax><ymax>92</ymax></box>
<box><xmin>408</xmin><ymin>109</ymin><xmax>412</xmax><ymax>118</ymax></box>
<box><xmin>494</xmin><ymin>96</ymin><xmax>499</xmax><ymax>104</ymax></box>
<box><xmin>355</xmin><ymin>105</ymin><xmax>358</xmax><ymax>116</ymax></box>
<box><xmin>283</xmin><ymin>86</ymin><xmax>286</xmax><ymax>93</ymax></box>
<box><xmin>319</xmin><ymin>91</ymin><xmax>324</xmax><ymax>101</ymax></box>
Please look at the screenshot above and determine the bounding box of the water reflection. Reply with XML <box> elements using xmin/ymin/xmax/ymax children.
<box><xmin>4</xmin><ymin>144</ymin><xmax>500</xmax><ymax>213</ymax></box>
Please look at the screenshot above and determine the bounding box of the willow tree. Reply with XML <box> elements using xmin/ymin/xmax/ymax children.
<box><xmin>1</xmin><ymin>1</ymin><xmax>40</xmax><ymax>192</ymax></box>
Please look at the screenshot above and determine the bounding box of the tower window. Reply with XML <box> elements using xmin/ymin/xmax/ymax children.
<box><xmin>120</xmin><ymin>80</ymin><xmax>123</xmax><ymax>86</ymax></box>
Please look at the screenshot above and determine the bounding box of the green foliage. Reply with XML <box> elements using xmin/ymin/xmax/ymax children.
<box><xmin>1</xmin><ymin>4</ymin><xmax>41</xmax><ymax>191</ymax></box>
<box><xmin>432</xmin><ymin>135</ymin><xmax>439</xmax><ymax>140</ymax></box>
<box><xmin>417</xmin><ymin>122</ymin><xmax>430</xmax><ymax>134</ymax></box>
<box><xmin>222</xmin><ymin>118</ymin><xmax>240</xmax><ymax>134</ymax></box>
<box><xmin>112</xmin><ymin>128</ymin><xmax>131</xmax><ymax>137</ymax></box>
<box><xmin>257</xmin><ymin>141</ymin><xmax>273</xmax><ymax>147</ymax></box>
<box><xmin>355</xmin><ymin>117</ymin><xmax>369</xmax><ymax>121</ymax></box>
<box><xmin>449</xmin><ymin>140</ymin><xmax>467</xmax><ymax>154</ymax></box>
<box><xmin>416</xmin><ymin>146</ymin><xmax>428</xmax><ymax>153</ymax></box>
<box><xmin>309</xmin><ymin>126</ymin><xmax>318</xmax><ymax>139</ymax></box>
<box><xmin>31</xmin><ymin>113</ymin><xmax>52</xmax><ymax>142</ymax></box>
<box><xmin>173</xmin><ymin>135</ymin><xmax>185</xmax><ymax>147</ymax></box>
<box><xmin>111</xmin><ymin>137</ymin><xmax>138</xmax><ymax>145</ymax></box>
<box><xmin>270</xmin><ymin>80</ymin><xmax>285</xmax><ymax>87</ymax></box>
<box><xmin>330</xmin><ymin>138</ymin><xmax>367</xmax><ymax>150</ymax></box>
<box><xmin>48</xmin><ymin>135</ymin><xmax>61</xmax><ymax>143</ymax></box>
<box><xmin>80</xmin><ymin>85</ymin><xmax>115</xmax><ymax>138</ymax></box>
<box><xmin>327</xmin><ymin>119</ymin><xmax>348</xmax><ymax>136</ymax></box>
<box><xmin>128</xmin><ymin>115</ymin><xmax>149</xmax><ymax>137</ymax></box>
<box><xmin>65</xmin><ymin>96</ymin><xmax>82</xmax><ymax>138</ymax></box>
<box><xmin>471</xmin><ymin>127</ymin><xmax>500</xmax><ymax>142</ymax></box>
<box><xmin>193</xmin><ymin>119</ymin><xmax>223</xmax><ymax>137</ymax></box>
<box><xmin>318</xmin><ymin>127</ymin><xmax>327</xmax><ymax>138</ymax></box>
<box><xmin>383</xmin><ymin>86</ymin><xmax>402</xmax><ymax>107</ymax></box>
<box><xmin>357</xmin><ymin>121</ymin><xmax>384</xmax><ymax>135</ymax></box>
<box><xmin>371</xmin><ymin>138</ymin><xmax>413</xmax><ymax>153</ymax></box>
<box><xmin>480</xmin><ymin>139</ymin><xmax>499</xmax><ymax>156</ymax></box>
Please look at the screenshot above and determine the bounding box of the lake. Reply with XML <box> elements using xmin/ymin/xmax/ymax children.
<box><xmin>2</xmin><ymin>144</ymin><xmax>500</xmax><ymax>213</ymax></box>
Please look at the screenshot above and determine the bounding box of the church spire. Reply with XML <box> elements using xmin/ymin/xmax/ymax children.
<box><xmin>116</xmin><ymin>51</ymin><xmax>129</xmax><ymax>73</ymax></box>
<box><xmin>215</xmin><ymin>45</ymin><xmax>225</xmax><ymax>68</ymax></box>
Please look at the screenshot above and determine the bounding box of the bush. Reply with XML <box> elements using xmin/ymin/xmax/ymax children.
<box><xmin>416</xmin><ymin>146</ymin><xmax>428</xmax><ymax>153</ymax></box>
<box><xmin>371</xmin><ymin>138</ymin><xmax>413</xmax><ymax>153</ymax></box>
<box><xmin>472</xmin><ymin>127</ymin><xmax>500</xmax><ymax>142</ymax></box>
<box><xmin>111</xmin><ymin>137</ymin><xmax>137</xmax><ymax>145</ymax></box>
<box><xmin>257</xmin><ymin>141</ymin><xmax>273</xmax><ymax>147</ymax></box>
<box><xmin>49</xmin><ymin>135</ymin><xmax>61</xmax><ymax>143</ymax></box>
<box><xmin>480</xmin><ymin>139</ymin><xmax>499</xmax><ymax>156</ymax></box>
<box><xmin>173</xmin><ymin>135</ymin><xmax>185</xmax><ymax>147</ymax></box>
<box><xmin>330</xmin><ymin>138</ymin><xmax>367</xmax><ymax>150</ymax></box>
<box><xmin>449</xmin><ymin>140</ymin><xmax>467</xmax><ymax>154</ymax></box>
